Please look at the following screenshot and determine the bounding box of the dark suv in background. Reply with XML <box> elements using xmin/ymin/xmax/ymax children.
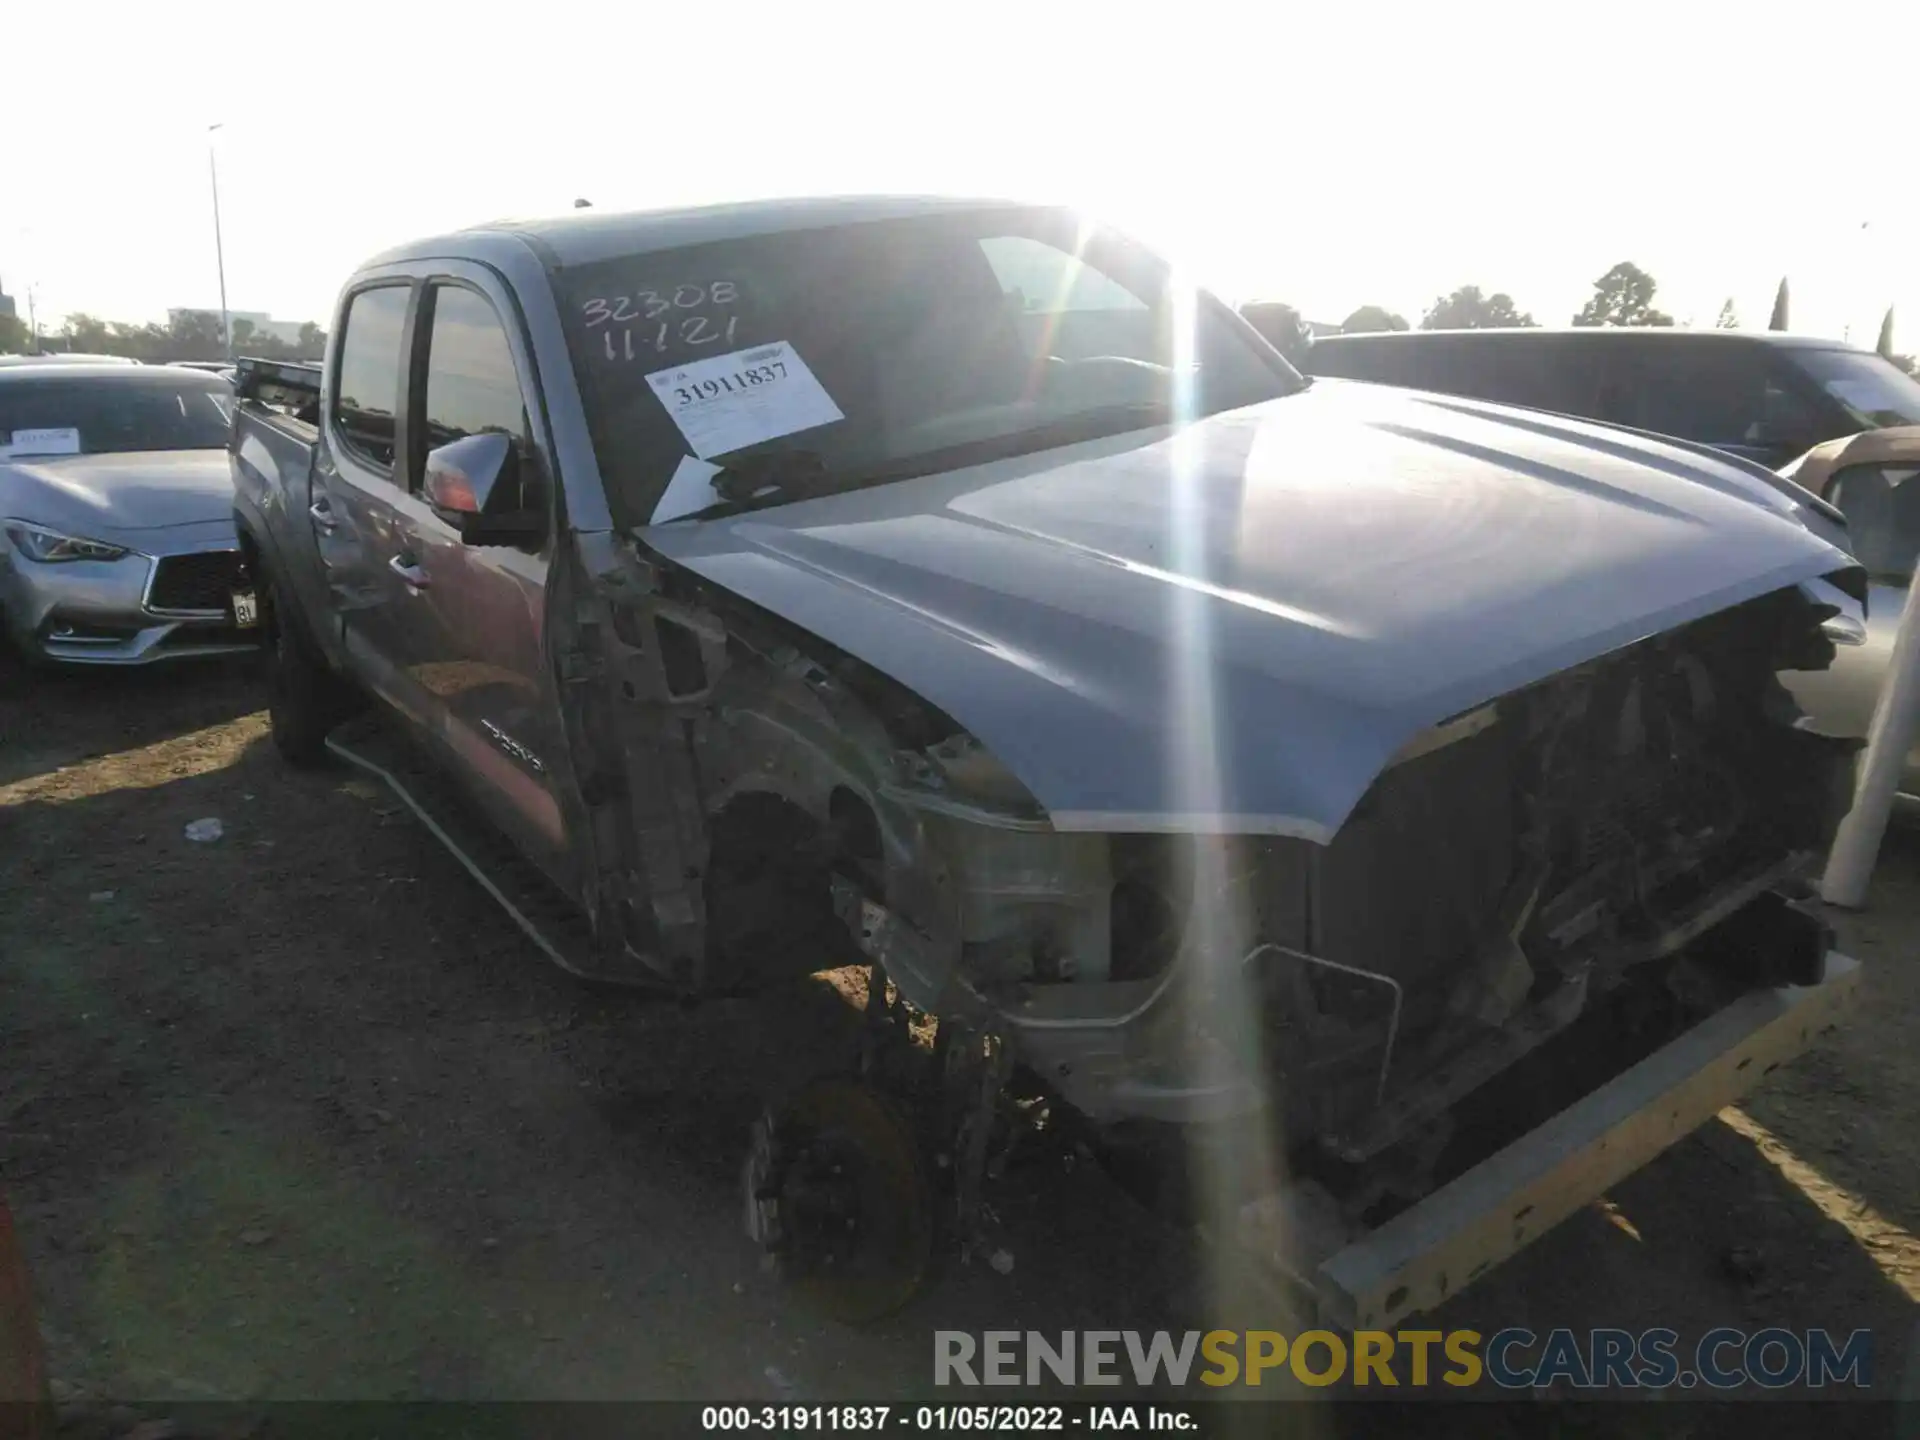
<box><xmin>1303</xmin><ymin>328</ymin><xmax>1920</xmax><ymax>469</ymax></box>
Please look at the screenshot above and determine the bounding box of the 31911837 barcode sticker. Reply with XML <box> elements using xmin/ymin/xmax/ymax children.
<box><xmin>645</xmin><ymin>342</ymin><xmax>845</xmax><ymax>460</ymax></box>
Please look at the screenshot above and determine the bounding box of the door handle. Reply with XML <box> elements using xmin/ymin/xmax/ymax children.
<box><xmin>389</xmin><ymin>553</ymin><xmax>430</xmax><ymax>590</ymax></box>
<box><xmin>308</xmin><ymin>500</ymin><xmax>338</xmax><ymax>533</ymax></box>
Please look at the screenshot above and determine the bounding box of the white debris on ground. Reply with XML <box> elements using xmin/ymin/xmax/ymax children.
<box><xmin>183</xmin><ymin>818</ymin><xmax>223</xmax><ymax>843</ymax></box>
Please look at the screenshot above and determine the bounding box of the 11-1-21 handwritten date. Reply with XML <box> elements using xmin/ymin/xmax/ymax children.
<box><xmin>581</xmin><ymin>281</ymin><xmax>739</xmax><ymax>362</ymax></box>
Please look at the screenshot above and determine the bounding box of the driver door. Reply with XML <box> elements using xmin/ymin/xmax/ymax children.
<box><xmin>381</xmin><ymin>266</ymin><xmax>574</xmax><ymax>884</ymax></box>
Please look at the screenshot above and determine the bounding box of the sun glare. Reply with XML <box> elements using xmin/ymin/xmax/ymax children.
<box><xmin>1158</xmin><ymin>267</ymin><xmax>1301</xmax><ymax>1351</ymax></box>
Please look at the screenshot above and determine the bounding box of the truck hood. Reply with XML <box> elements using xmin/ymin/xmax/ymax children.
<box><xmin>641</xmin><ymin>382</ymin><xmax>1857</xmax><ymax>842</ymax></box>
<box><xmin>0</xmin><ymin>450</ymin><xmax>235</xmax><ymax>543</ymax></box>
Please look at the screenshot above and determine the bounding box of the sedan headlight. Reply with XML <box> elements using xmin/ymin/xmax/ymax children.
<box><xmin>3</xmin><ymin>521</ymin><xmax>130</xmax><ymax>564</ymax></box>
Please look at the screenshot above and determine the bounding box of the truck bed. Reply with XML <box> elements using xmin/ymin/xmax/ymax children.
<box><xmin>229</xmin><ymin>357</ymin><xmax>326</xmax><ymax>629</ymax></box>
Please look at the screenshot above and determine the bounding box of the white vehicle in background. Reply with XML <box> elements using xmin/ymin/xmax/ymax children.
<box><xmin>1779</xmin><ymin>426</ymin><xmax>1920</xmax><ymax>798</ymax></box>
<box><xmin>0</xmin><ymin>363</ymin><xmax>256</xmax><ymax>666</ymax></box>
<box><xmin>0</xmin><ymin>353</ymin><xmax>140</xmax><ymax>367</ymax></box>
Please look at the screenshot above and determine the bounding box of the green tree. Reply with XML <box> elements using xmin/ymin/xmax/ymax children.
<box><xmin>0</xmin><ymin>313</ymin><xmax>28</xmax><ymax>354</ymax></box>
<box><xmin>59</xmin><ymin>313</ymin><xmax>115</xmax><ymax>352</ymax></box>
<box><xmin>1715</xmin><ymin>298</ymin><xmax>1739</xmax><ymax>329</ymax></box>
<box><xmin>18</xmin><ymin>307</ymin><xmax>323</xmax><ymax>363</ymax></box>
<box><xmin>1420</xmin><ymin>285</ymin><xmax>1535</xmax><ymax>330</ymax></box>
<box><xmin>165</xmin><ymin>310</ymin><xmax>226</xmax><ymax>359</ymax></box>
<box><xmin>1769</xmin><ymin>278</ymin><xmax>1791</xmax><ymax>331</ymax></box>
<box><xmin>1571</xmin><ymin>263</ymin><xmax>1673</xmax><ymax>327</ymax></box>
<box><xmin>111</xmin><ymin>321</ymin><xmax>172</xmax><ymax>362</ymax></box>
<box><xmin>1238</xmin><ymin>301</ymin><xmax>1312</xmax><ymax>366</ymax></box>
<box><xmin>1342</xmin><ymin>305</ymin><xmax>1409</xmax><ymax>334</ymax></box>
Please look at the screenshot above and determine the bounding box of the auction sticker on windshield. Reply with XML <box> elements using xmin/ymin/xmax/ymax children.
<box><xmin>1</xmin><ymin>427</ymin><xmax>82</xmax><ymax>459</ymax></box>
<box><xmin>646</xmin><ymin>342</ymin><xmax>844</xmax><ymax>460</ymax></box>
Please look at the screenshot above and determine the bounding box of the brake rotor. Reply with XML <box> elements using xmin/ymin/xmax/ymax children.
<box><xmin>745</xmin><ymin>1077</ymin><xmax>934</xmax><ymax>1324</ymax></box>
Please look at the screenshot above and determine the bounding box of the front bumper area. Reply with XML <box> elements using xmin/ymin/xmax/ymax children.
<box><xmin>0</xmin><ymin>538</ymin><xmax>255</xmax><ymax>667</ymax></box>
<box><xmin>1239</xmin><ymin>950</ymin><xmax>1863</xmax><ymax>1329</ymax></box>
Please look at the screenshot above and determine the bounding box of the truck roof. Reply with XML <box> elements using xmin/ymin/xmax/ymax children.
<box><xmin>365</xmin><ymin>194</ymin><xmax>1040</xmax><ymax>272</ymax></box>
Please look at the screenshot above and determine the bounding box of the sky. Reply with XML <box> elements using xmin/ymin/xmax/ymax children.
<box><xmin>4</xmin><ymin>0</ymin><xmax>1916</xmax><ymax>348</ymax></box>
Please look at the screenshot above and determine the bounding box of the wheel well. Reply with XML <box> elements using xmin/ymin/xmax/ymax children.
<box><xmin>233</xmin><ymin>524</ymin><xmax>277</xmax><ymax>645</ymax></box>
<box><xmin>709</xmin><ymin>791</ymin><xmax>822</xmax><ymax>870</ymax></box>
<box><xmin>829</xmin><ymin>785</ymin><xmax>882</xmax><ymax>866</ymax></box>
<box><xmin>704</xmin><ymin>792</ymin><xmax>860</xmax><ymax>988</ymax></box>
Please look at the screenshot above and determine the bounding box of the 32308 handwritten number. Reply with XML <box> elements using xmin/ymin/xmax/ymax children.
<box><xmin>583</xmin><ymin>281</ymin><xmax>739</xmax><ymax>362</ymax></box>
<box><xmin>671</xmin><ymin>361</ymin><xmax>787</xmax><ymax>407</ymax></box>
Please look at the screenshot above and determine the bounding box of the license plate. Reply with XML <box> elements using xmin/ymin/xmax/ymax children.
<box><xmin>231</xmin><ymin>588</ymin><xmax>259</xmax><ymax>628</ymax></box>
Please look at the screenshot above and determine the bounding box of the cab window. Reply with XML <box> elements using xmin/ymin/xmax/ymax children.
<box><xmin>420</xmin><ymin>285</ymin><xmax>529</xmax><ymax>457</ymax></box>
<box><xmin>1603</xmin><ymin>343</ymin><xmax>1819</xmax><ymax>452</ymax></box>
<box><xmin>415</xmin><ymin>282</ymin><xmax>543</xmax><ymax>535</ymax></box>
<box><xmin>331</xmin><ymin>285</ymin><xmax>411</xmax><ymax>473</ymax></box>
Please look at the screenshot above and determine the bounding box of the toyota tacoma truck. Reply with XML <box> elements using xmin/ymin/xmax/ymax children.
<box><xmin>231</xmin><ymin>196</ymin><xmax>1867</xmax><ymax>1327</ymax></box>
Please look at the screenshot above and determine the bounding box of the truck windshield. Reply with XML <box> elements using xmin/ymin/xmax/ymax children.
<box><xmin>0</xmin><ymin>374</ymin><xmax>233</xmax><ymax>457</ymax></box>
<box><xmin>551</xmin><ymin>209</ymin><xmax>1300</xmax><ymax>527</ymax></box>
<box><xmin>1788</xmin><ymin>347</ymin><xmax>1920</xmax><ymax>429</ymax></box>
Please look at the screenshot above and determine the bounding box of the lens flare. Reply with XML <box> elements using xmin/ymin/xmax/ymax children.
<box><xmin>1158</xmin><ymin>267</ymin><xmax>1302</xmax><ymax>1345</ymax></box>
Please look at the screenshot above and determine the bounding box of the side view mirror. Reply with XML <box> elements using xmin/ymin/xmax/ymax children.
<box><xmin>423</xmin><ymin>432</ymin><xmax>544</xmax><ymax>547</ymax></box>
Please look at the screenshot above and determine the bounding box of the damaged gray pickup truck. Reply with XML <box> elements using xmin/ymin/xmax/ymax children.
<box><xmin>231</xmin><ymin>197</ymin><xmax>1866</xmax><ymax>1327</ymax></box>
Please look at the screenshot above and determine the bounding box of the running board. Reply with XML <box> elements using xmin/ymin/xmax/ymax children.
<box><xmin>325</xmin><ymin>719</ymin><xmax>669</xmax><ymax>990</ymax></box>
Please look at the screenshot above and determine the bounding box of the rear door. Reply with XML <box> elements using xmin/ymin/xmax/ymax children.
<box><xmin>311</xmin><ymin>281</ymin><xmax>422</xmax><ymax>708</ymax></box>
<box><xmin>383</xmin><ymin>267</ymin><xmax>573</xmax><ymax>881</ymax></box>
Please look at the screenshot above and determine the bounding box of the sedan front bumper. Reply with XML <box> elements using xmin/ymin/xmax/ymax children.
<box><xmin>0</xmin><ymin>526</ymin><xmax>256</xmax><ymax>666</ymax></box>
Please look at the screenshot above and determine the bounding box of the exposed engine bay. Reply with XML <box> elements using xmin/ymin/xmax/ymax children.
<box><xmin>567</xmin><ymin>541</ymin><xmax>1866</xmax><ymax>1316</ymax></box>
<box><xmin>645</xmin><ymin>573</ymin><xmax>1861</xmax><ymax>1232</ymax></box>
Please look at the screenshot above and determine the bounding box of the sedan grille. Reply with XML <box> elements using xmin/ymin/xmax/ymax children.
<box><xmin>148</xmin><ymin>551</ymin><xmax>242</xmax><ymax>613</ymax></box>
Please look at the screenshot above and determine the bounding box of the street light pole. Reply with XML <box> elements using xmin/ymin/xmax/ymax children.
<box><xmin>208</xmin><ymin>123</ymin><xmax>232</xmax><ymax>361</ymax></box>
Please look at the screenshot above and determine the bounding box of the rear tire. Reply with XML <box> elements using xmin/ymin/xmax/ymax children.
<box><xmin>264</xmin><ymin>580</ymin><xmax>355</xmax><ymax>768</ymax></box>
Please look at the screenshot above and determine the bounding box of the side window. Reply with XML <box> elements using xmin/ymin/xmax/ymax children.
<box><xmin>1604</xmin><ymin>345</ymin><xmax>1791</xmax><ymax>448</ymax></box>
<box><xmin>418</xmin><ymin>284</ymin><xmax>540</xmax><ymax>523</ymax></box>
<box><xmin>331</xmin><ymin>285</ymin><xmax>411</xmax><ymax>472</ymax></box>
<box><xmin>1828</xmin><ymin>464</ymin><xmax>1920</xmax><ymax>586</ymax></box>
<box><xmin>1754</xmin><ymin>371</ymin><xmax>1823</xmax><ymax>452</ymax></box>
<box><xmin>421</xmin><ymin>285</ymin><xmax>529</xmax><ymax>455</ymax></box>
<box><xmin>1522</xmin><ymin>345</ymin><xmax>1608</xmax><ymax>419</ymax></box>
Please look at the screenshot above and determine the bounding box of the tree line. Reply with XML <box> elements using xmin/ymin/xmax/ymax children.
<box><xmin>1243</xmin><ymin>263</ymin><xmax>1917</xmax><ymax>377</ymax></box>
<box><xmin>0</xmin><ymin>308</ymin><xmax>325</xmax><ymax>363</ymax></box>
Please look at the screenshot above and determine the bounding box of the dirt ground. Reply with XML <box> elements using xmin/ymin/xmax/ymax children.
<box><xmin>1</xmin><ymin>656</ymin><xmax>1915</xmax><ymax>1430</ymax></box>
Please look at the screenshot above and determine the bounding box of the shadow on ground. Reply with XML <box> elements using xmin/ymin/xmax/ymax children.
<box><xmin>0</xmin><ymin>652</ymin><xmax>264</xmax><ymax>788</ymax></box>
